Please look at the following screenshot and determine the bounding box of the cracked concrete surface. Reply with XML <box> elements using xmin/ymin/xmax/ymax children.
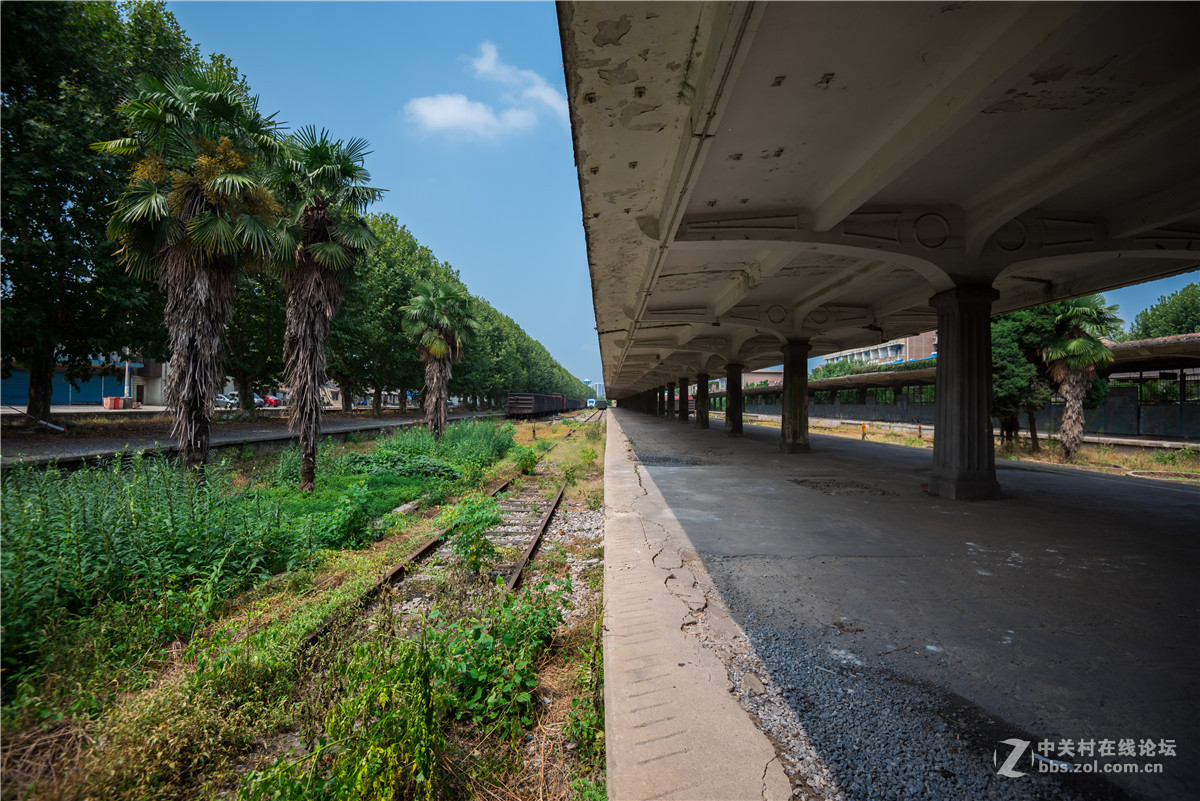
<box><xmin>602</xmin><ymin>409</ymin><xmax>1199</xmax><ymax>801</ymax></box>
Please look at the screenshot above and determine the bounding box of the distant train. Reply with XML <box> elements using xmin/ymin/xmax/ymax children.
<box><xmin>505</xmin><ymin>393</ymin><xmax>589</xmax><ymax>417</ymax></box>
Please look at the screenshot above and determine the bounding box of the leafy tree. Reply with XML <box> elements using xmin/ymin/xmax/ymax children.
<box><xmin>1126</xmin><ymin>282</ymin><xmax>1200</xmax><ymax>340</ymax></box>
<box><xmin>402</xmin><ymin>281</ymin><xmax>478</xmax><ymax>439</ymax></box>
<box><xmin>991</xmin><ymin>309</ymin><xmax>1055</xmax><ymax>447</ymax></box>
<box><xmin>271</xmin><ymin>127</ymin><xmax>382</xmax><ymax>491</ymax></box>
<box><xmin>93</xmin><ymin>68</ymin><xmax>282</xmax><ymax>469</ymax></box>
<box><xmin>1</xmin><ymin>1</ymin><xmax>200</xmax><ymax>419</ymax></box>
<box><xmin>328</xmin><ymin>213</ymin><xmax>455</xmax><ymax>415</ymax></box>
<box><xmin>224</xmin><ymin>271</ymin><xmax>286</xmax><ymax>416</ymax></box>
<box><xmin>1043</xmin><ymin>296</ymin><xmax>1123</xmax><ymax>459</ymax></box>
<box><xmin>810</xmin><ymin>360</ymin><xmax>857</xmax><ymax>380</ymax></box>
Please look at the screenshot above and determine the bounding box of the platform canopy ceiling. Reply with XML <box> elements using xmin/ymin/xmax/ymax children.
<box><xmin>558</xmin><ymin>1</ymin><xmax>1200</xmax><ymax>399</ymax></box>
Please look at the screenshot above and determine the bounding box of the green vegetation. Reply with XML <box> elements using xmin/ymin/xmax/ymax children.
<box><xmin>0</xmin><ymin>421</ymin><xmax>514</xmax><ymax>709</ymax></box>
<box><xmin>512</xmin><ymin>444</ymin><xmax>539</xmax><ymax>474</ymax></box>
<box><xmin>438</xmin><ymin>494</ymin><xmax>503</xmax><ymax>576</ymax></box>
<box><xmin>1</xmin><ymin>416</ymin><xmax>605</xmax><ymax>801</ymax></box>
<box><xmin>1043</xmin><ymin>296</ymin><xmax>1123</xmax><ymax>459</ymax></box>
<box><xmin>272</xmin><ymin>126</ymin><xmax>383</xmax><ymax>490</ymax></box>
<box><xmin>1124</xmin><ymin>281</ymin><xmax>1200</xmax><ymax>340</ymax></box>
<box><xmin>239</xmin><ymin>581</ymin><xmax>567</xmax><ymax>800</ymax></box>
<box><xmin>564</xmin><ymin>609</ymin><xmax>605</xmax><ymax>768</ymax></box>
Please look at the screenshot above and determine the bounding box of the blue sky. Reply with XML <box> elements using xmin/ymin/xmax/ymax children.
<box><xmin>168</xmin><ymin>1</ymin><xmax>599</xmax><ymax>380</ymax></box>
<box><xmin>167</xmin><ymin>2</ymin><xmax>1196</xmax><ymax>385</ymax></box>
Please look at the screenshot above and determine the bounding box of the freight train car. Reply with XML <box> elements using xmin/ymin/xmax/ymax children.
<box><xmin>505</xmin><ymin>393</ymin><xmax>588</xmax><ymax>417</ymax></box>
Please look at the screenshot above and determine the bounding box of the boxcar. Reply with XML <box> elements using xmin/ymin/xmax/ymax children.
<box><xmin>505</xmin><ymin>393</ymin><xmax>589</xmax><ymax>417</ymax></box>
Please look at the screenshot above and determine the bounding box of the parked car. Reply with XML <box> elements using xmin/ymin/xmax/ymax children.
<box><xmin>253</xmin><ymin>393</ymin><xmax>266</xmax><ymax>407</ymax></box>
<box><xmin>263</xmin><ymin>394</ymin><xmax>282</xmax><ymax>407</ymax></box>
<box><xmin>214</xmin><ymin>393</ymin><xmax>235</xmax><ymax>409</ymax></box>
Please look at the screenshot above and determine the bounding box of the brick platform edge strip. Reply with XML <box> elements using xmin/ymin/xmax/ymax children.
<box><xmin>603</xmin><ymin>409</ymin><xmax>791</xmax><ymax>800</ymax></box>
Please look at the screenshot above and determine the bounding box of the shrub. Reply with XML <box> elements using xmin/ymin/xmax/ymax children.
<box><xmin>433</xmin><ymin>580</ymin><xmax>566</xmax><ymax>736</ymax></box>
<box><xmin>512</xmin><ymin>445</ymin><xmax>538</xmax><ymax>475</ymax></box>
<box><xmin>437</xmin><ymin>493</ymin><xmax>502</xmax><ymax>576</ymax></box>
<box><xmin>314</xmin><ymin>482</ymin><xmax>374</xmax><ymax>550</ymax></box>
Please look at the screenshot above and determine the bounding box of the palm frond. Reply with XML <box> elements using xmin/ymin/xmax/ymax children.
<box><xmin>237</xmin><ymin>214</ymin><xmax>277</xmax><ymax>260</ymax></box>
<box><xmin>187</xmin><ymin>213</ymin><xmax>238</xmax><ymax>256</ymax></box>
<box><xmin>91</xmin><ymin>137</ymin><xmax>141</xmax><ymax>155</ymax></box>
<box><xmin>207</xmin><ymin>172</ymin><xmax>258</xmax><ymax>198</ymax></box>
<box><xmin>116</xmin><ymin>181</ymin><xmax>171</xmax><ymax>224</ymax></box>
<box><xmin>329</xmin><ymin>219</ymin><xmax>378</xmax><ymax>251</ymax></box>
<box><xmin>307</xmin><ymin>240</ymin><xmax>355</xmax><ymax>271</ymax></box>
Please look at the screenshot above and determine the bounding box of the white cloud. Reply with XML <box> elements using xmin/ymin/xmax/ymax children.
<box><xmin>404</xmin><ymin>94</ymin><xmax>536</xmax><ymax>138</ymax></box>
<box><xmin>405</xmin><ymin>42</ymin><xmax>567</xmax><ymax>139</ymax></box>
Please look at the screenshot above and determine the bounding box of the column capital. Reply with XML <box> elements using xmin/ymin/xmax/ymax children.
<box><xmin>930</xmin><ymin>286</ymin><xmax>998</xmax><ymax>311</ymax></box>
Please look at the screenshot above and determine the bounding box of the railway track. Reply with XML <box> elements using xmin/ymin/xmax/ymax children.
<box><xmin>304</xmin><ymin>408</ymin><xmax>604</xmax><ymax>646</ymax></box>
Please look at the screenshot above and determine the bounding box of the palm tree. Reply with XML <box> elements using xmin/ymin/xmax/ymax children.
<box><xmin>271</xmin><ymin>126</ymin><xmax>383</xmax><ymax>491</ymax></box>
<box><xmin>1043</xmin><ymin>295</ymin><xmax>1123</xmax><ymax>459</ymax></box>
<box><xmin>401</xmin><ymin>281</ymin><xmax>478</xmax><ymax>440</ymax></box>
<box><xmin>93</xmin><ymin>68</ymin><xmax>281</xmax><ymax>470</ymax></box>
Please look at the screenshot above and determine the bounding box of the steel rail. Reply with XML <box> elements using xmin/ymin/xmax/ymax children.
<box><xmin>505</xmin><ymin>482</ymin><xmax>567</xmax><ymax>592</ymax></box>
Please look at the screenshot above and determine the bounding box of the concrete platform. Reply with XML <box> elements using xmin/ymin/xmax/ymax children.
<box><xmin>603</xmin><ymin>408</ymin><xmax>1199</xmax><ymax>800</ymax></box>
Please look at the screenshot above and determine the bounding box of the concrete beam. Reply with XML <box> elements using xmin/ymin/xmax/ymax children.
<box><xmin>965</xmin><ymin>75</ymin><xmax>1200</xmax><ymax>255</ymax></box>
<box><xmin>1105</xmin><ymin>180</ymin><xmax>1200</xmax><ymax>239</ymax></box>
<box><xmin>812</xmin><ymin>2</ymin><xmax>1085</xmax><ymax>232</ymax></box>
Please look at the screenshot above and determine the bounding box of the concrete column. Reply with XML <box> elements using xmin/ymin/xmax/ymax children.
<box><xmin>780</xmin><ymin>340</ymin><xmax>811</xmax><ymax>453</ymax></box>
<box><xmin>726</xmin><ymin>363</ymin><xmax>744</xmax><ymax>437</ymax></box>
<box><xmin>678</xmin><ymin>376</ymin><xmax>690</xmax><ymax>423</ymax></box>
<box><xmin>929</xmin><ymin>287</ymin><xmax>1001</xmax><ymax>500</ymax></box>
<box><xmin>695</xmin><ymin>373</ymin><xmax>710</xmax><ymax>429</ymax></box>
<box><xmin>666</xmin><ymin>381</ymin><xmax>676</xmax><ymax>420</ymax></box>
<box><xmin>653</xmin><ymin>386</ymin><xmax>662</xmax><ymax>416</ymax></box>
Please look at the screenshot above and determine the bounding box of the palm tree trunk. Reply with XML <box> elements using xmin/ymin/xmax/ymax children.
<box><xmin>1059</xmin><ymin>369</ymin><xmax>1091</xmax><ymax>459</ymax></box>
<box><xmin>423</xmin><ymin>354</ymin><xmax>451</xmax><ymax>440</ymax></box>
<box><xmin>284</xmin><ymin>257</ymin><xmax>343</xmax><ymax>492</ymax></box>
<box><xmin>162</xmin><ymin>252</ymin><xmax>237</xmax><ymax>472</ymax></box>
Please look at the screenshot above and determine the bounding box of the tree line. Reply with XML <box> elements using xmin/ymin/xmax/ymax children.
<box><xmin>2</xmin><ymin>1</ymin><xmax>590</xmax><ymax>489</ymax></box>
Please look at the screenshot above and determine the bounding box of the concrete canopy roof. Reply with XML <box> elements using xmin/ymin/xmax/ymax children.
<box><xmin>558</xmin><ymin>2</ymin><xmax>1200</xmax><ymax>399</ymax></box>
